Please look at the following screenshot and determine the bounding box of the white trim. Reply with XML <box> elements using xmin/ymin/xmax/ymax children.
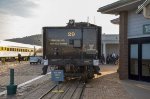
<box><xmin>18</xmin><ymin>75</ymin><xmax>44</xmax><ymax>88</ymax></box>
<box><xmin>143</xmin><ymin>5</ymin><xmax>150</xmax><ymax>19</ymax></box>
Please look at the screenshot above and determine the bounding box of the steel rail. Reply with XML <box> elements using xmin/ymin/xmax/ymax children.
<box><xmin>38</xmin><ymin>84</ymin><xmax>57</xmax><ymax>99</ymax></box>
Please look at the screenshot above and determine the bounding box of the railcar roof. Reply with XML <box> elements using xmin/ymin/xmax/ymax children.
<box><xmin>0</xmin><ymin>40</ymin><xmax>41</xmax><ymax>48</ymax></box>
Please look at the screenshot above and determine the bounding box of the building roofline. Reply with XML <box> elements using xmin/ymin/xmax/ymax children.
<box><xmin>98</xmin><ymin>0</ymin><xmax>143</xmax><ymax>14</ymax></box>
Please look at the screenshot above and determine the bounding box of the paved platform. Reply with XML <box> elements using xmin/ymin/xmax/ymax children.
<box><xmin>0</xmin><ymin>62</ymin><xmax>46</xmax><ymax>93</ymax></box>
<box><xmin>82</xmin><ymin>65</ymin><xmax>150</xmax><ymax>99</ymax></box>
<box><xmin>0</xmin><ymin>61</ymin><xmax>28</xmax><ymax>76</ymax></box>
<box><xmin>83</xmin><ymin>65</ymin><xmax>133</xmax><ymax>99</ymax></box>
<box><xmin>121</xmin><ymin>80</ymin><xmax>150</xmax><ymax>99</ymax></box>
<box><xmin>0</xmin><ymin>64</ymin><xmax>150</xmax><ymax>99</ymax></box>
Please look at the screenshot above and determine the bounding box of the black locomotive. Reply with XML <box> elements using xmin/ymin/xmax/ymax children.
<box><xmin>43</xmin><ymin>20</ymin><xmax>102</xmax><ymax>82</ymax></box>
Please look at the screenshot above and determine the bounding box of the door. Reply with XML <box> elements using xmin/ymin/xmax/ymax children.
<box><xmin>141</xmin><ymin>43</ymin><xmax>150</xmax><ymax>82</ymax></box>
<box><xmin>129</xmin><ymin>44</ymin><xmax>139</xmax><ymax>80</ymax></box>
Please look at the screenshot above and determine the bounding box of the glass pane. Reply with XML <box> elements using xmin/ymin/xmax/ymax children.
<box><xmin>142</xmin><ymin>44</ymin><xmax>150</xmax><ymax>77</ymax></box>
<box><xmin>130</xmin><ymin>44</ymin><xmax>138</xmax><ymax>75</ymax></box>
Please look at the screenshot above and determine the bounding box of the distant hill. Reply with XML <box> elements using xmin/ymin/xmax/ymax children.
<box><xmin>6</xmin><ymin>34</ymin><xmax>42</xmax><ymax>46</ymax></box>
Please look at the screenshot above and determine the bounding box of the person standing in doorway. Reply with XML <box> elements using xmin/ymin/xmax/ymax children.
<box><xmin>41</xmin><ymin>56</ymin><xmax>48</xmax><ymax>75</ymax></box>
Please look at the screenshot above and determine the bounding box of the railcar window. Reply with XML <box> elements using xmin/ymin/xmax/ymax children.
<box><xmin>1</xmin><ymin>47</ymin><xmax>3</xmax><ymax>50</ymax></box>
<box><xmin>0</xmin><ymin>47</ymin><xmax>2</xmax><ymax>51</ymax></box>
<box><xmin>7</xmin><ymin>48</ymin><xmax>9</xmax><ymax>51</ymax></box>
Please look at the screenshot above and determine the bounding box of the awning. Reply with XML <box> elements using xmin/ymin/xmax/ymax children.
<box><xmin>97</xmin><ymin>0</ymin><xmax>144</xmax><ymax>14</ymax></box>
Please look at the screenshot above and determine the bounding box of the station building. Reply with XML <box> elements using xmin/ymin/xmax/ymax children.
<box><xmin>101</xmin><ymin>34</ymin><xmax>119</xmax><ymax>59</ymax></box>
<box><xmin>98</xmin><ymin>0</ymin><xmax>150</xmax><ymax>82</ymax></box>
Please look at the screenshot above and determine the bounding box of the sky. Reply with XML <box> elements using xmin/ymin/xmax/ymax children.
<box><xmin>0</xmin><ymin>0</ymin><xmax>119</xmax><ymax>40</ymax></box>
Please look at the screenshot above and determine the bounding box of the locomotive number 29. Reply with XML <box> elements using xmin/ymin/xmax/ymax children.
<box><xmin>68</xmin><ymin>32</ymin><xmax>75</xmax><ymax>37</ymax></box>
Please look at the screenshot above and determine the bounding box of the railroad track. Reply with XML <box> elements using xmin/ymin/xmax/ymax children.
<box><xmin>39</xmin><ymin>84</ymin><xmax>57</xmax><ymax>99</ymax></box>
<box><xmin>39</xmin><ymin>79</ymin><xmax>86</xmax><ymax>99</ymax></box>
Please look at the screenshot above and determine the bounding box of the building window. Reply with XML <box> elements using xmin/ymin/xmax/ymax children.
<box><xmin>142</xmin><ymin>44</ymin><xmax>150</xmax><ymax>77</ymax></box>
<box><xmin>130</xmin><ymin>44</ymin><xmax>138</xmax><ymax>75</ymax></box>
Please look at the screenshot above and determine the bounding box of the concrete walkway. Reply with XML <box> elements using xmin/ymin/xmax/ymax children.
<box><xmin>84</xmin><ymin>65</ymin><xmax>150</xmax><ymax>99</ymax></box>
<box><xmin>100</xmin><ymin>65</ymin><xmax>150</xmax><ymax>99</ymax></box>
<box><xmin>121</xmin><ymin>80</ymin><xmax>150</xmax><ymax>99</ymax></box>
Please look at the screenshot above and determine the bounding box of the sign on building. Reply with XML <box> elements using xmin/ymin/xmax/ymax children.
<box><xmin>143</xmin><ymin>24</ymin><xmax>150</xmax><ymax>34</ymax></box>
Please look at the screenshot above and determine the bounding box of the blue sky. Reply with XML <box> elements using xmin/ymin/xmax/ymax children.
<box><xmin>0</xmin><ymin>0</ymin><xmax>119</xmax><ymax>40</ymax></box>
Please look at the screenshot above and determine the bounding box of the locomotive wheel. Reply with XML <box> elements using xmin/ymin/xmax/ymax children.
<box><xmin>82</xmin><ymin>65</ymin><xmax>88</xmax><ymax>83</ymax></box>
<box><xmin>87</xmin><ymin>66</ymin><xmax>94</xmax><ymax>79</ymax></box>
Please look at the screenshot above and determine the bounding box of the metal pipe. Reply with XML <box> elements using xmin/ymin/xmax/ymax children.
<box><xmin>10</xmin><ymin>69</ymin><xmax>14</xmax><ymax>85</ymax></box>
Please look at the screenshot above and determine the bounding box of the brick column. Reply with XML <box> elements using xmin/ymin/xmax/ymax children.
<box><xmin>119</xmin><ymin>11</ymin><xmax>128</xmax><ymax>80</ymax></box>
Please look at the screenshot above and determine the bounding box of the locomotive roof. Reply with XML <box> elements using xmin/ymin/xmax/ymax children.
<box><xmin>66</xmin><ymin>22</ymin><xmax>101</xmax><ymax>27</ymax></box>
<box><xmin>0</xmin><ymin>40</ymin><xmax>41</xmax><ymax>48</ymax></box>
